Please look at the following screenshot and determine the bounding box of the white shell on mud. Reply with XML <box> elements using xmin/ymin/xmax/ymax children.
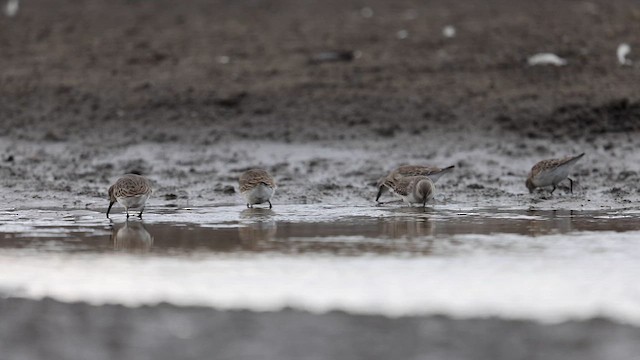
<box><xmin>527</xmin><ymin>53</ymin><xmax>567</xmax><ymax>66</ymax></box>
<box><xmin>360</xmin><ymin>7</ymin><xmax>373</xmax><ymax>18</ymax></box>
<box><xmin>4</xmin><ymin>0</ymin><xmax>18</xmax><ymax>17</ymax></box>
<box><xmin>617</xmin><ymin>43</ymin><xmax>632</xmax><ymax>65</ymax></box>
<box><xmin>396</xmin><ymin>30</ymin><xmax>409</xmax><ymax>40</ymax></box>
<box><xmin>442</xmin><ymin>25</ymin><xmax>456</xmax><ymax>38</ymax></box>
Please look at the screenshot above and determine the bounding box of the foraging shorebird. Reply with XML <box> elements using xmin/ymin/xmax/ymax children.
<box><xmin>376</xmin><ymin>165</ymin><xmax>453</xmax><ymax>203</ymax></box>
<box><xmin>107</xmin><ymin>174</ymin><xmax>152</xmax><ymax>218</ymax></box>
<box><xmin>239</xmin><ymin>168</ymin><xmax>276</xmax><ymax>209</ymax></box>
<box><xmin>386</xmin><ymin>175</ymin><xmax>435</xmax><ymax>207</ymax></box>
<box><xmin>526</xmin><ymin>153</ymin><xmax>585</xmax><ymax>194</ymax></box>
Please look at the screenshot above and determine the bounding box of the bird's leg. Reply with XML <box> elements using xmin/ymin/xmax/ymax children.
<box><xmin>550</xmin><ymin>185</ymin><xmax>556</xmax><ymax>194</ymax></box>
<box><xmin>138</xmin><ymin>207</ymin><xmax>145</xmax><ymax>218</ymax></box>
<box><xmin>568</xmin><ymin>177</ymin><xmax>574</xmax><ymax>194</ymax></box>
<box><xmin>268</xmin><ymin>201</ymin><xmax>272</xmax><ymax>209</ymax></box>
<box><xmin>126</xmin><ymin>208</ymin><xmax>130</xmax><ymax>218</ymax></box>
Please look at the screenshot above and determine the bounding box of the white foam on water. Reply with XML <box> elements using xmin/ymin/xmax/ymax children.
<box><xmin>1</xmin><ymin>230</ymin><xmax>640</xmax><ymax>325</ymax></box>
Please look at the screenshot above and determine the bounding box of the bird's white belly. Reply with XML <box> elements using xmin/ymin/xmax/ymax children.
<box><xmin>402</xmin><ymin>192</ymin><xmax>421</xmax><ymax>204</ymax></box>
<box><xmin>117</xmin><ymin>194</ymin><xmax>149</xmax><ymax>209</ymax></box>
<box><xmin>243</xmin><ymin>184</ymin><xmax>274</xmax><ymax>205</ymax></box>
<box><xmin>534</xmin><ymin>167</ymin><xmax>570</xmax><ymax>187</ymax></box>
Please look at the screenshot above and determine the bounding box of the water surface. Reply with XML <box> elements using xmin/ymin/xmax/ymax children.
<box><xmin>1</xmin><ymin>205</ymin><xmax>639</xmax><ymax>325</ymax></box>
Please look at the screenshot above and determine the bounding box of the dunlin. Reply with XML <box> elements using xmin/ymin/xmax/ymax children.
<box><xmin>387</xmin><ymin>175</ymin><xmax>435</xmax><ymax>207</ymax></box>
<box><xmin>526</xmin><ymin>153</ymin><xmax>585</xmax><ymax>194</ymax></box>
<box><xmin>107</xmin><ymin>174</ymin><xmax>152</xmax><ymax>218</ymax></box>
<box><xmin>239</xmin><ymin>168</ymin><xmax>276</xmax><ymax>209</ymax></box>
<box><xmin>376</xmin><ymin>165</ymin><xmax>453</xmax><ymax>202</ymax></box>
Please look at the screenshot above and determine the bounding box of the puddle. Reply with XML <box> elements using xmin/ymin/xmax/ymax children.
<box><xmin>1</xmin><ymin>206</ymin><xmax>639</xmax><ymax>254</ymax></box>
<box><xmin>0</xmin><ymin>205</ymin><xmax>640</xmax><ymax>324</ymax></box>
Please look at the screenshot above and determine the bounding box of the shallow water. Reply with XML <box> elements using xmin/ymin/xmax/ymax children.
<box><xmin>1</xmin><ymin>205</ymin><xmax>639</xmax><ymax>324</ymax></box>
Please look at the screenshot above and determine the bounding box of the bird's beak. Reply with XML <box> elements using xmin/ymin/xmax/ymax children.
<box><xmin>375</xmin><ymin>186</ymin><xmax>384</xmax><ymax>202</ymax></box>
<box><xmin>106</xmin><ymin>201</ymin><xmax>115</xmax><ymax>218</ymax></box>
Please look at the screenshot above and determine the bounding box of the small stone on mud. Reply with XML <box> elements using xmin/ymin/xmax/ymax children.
<box><xmin>318</xmin><ymin>183</ymin><xmax>340</xmax><ymax>191</ymax></box>
<box><xmin>309</xmin><ymin>50</ymin><xmax>356</xmax><ymax>64</ymax></box>
<box><xmin>467</xmin><ymin>183</ymin><xmax>485</xmax><ymax>189</ymax></box>
<box><xmin>373</xmin><ymin>126</ymin><xmax>396</xmax><ymax>137</ymax></box>
<box><xmin>43</xmin><ymin>131</ymin><xmax>64</xmax><ymax>141</ymax></box>
<box><xmin>609</xmin><ymin>187</ymin><xmax>626</xmax><ymax>195</ymax></box>
<box><xmin>214</xmin><ymin>92</ymin><xmax>247</xmax><ymax>108</ymax></box>
<box><xmin>121</xmin><ymin>159</ymin><xmax>152</xmax><ymax>175</ymax></box>
<box><xmin>214</xmin><ymin>185</ymin><xmax>235</xmax><ymax>194</ymax></box>
<box><xmin>616</xmin><ymin>170</ymin><xmax>637</xmax><ymax>181</ymax></box>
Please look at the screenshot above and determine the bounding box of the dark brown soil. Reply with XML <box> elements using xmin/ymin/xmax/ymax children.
<box><xmin>2</xmin><ymin>0</ymin><xmax>640</xmax><ymax>142</ymax></box>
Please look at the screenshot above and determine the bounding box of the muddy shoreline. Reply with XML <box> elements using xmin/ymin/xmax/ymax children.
<box><xmin>1</xmin><ymin>0</ymin><xmax>640</xmax><ymax>210</ymax></box>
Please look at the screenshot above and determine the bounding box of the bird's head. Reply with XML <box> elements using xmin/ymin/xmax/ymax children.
<box><xmin>525</xmin><ymin>177</ymin><xmax>535</xmax><ymax>194</ymax></box>
<box><xmin>415</xmin><ymin>179</ymin><xmax>434</xmax><ymax>202</ymax></box>
<box><xmin>108</xmin><ymin>184</ymin><xmax>117</xmax><ymax>203</ymax></box>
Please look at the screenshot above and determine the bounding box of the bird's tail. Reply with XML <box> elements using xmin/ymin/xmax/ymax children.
<box><xmin>562</xmin><ymin>153</ymin><xmax>585</xmax><ymax>167</ymax></box>
<box><xmin>428</xmin><ymin>165</ymin><xmax>455</xmax><ymax>183</ymax></box>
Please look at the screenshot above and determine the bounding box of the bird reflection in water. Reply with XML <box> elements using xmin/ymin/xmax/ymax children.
<box><xmin>111</xmin><ymin>220</ymin><xmax>154</xmax><ymax>253</ymax></box>
<box><xmin>525</xmin><ymin>209</ymin><xmax>575</xmax><ymax>236</ymax></box>
<box><xmin>382</xmin><ymin>207</ymin><xmax>436</xmax><ymax>238</ymax></box>
<box><xmin>382</xmin><ymin>218</ymin><xmax>435</xmax><ymax>239</ymax></box>
<box><xmin>238</xmin><ymin>208</ymin><xmax>277</xmax><ymax>246</ymax></box>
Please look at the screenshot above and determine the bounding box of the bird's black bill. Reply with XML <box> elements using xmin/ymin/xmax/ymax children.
<box><xmin>106</xmin><ymin>201</ymin><xmax>115</xmax><ymax>218</ymax></box>
<box><xmin>375</xmin><ymin>186</ymin><xmax>384</xmax><ymax>202</ymax></box>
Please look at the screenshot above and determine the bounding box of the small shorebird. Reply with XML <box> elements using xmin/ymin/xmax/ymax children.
<box><xmin>387</xmin><ymin>175</ymin><xmax>435</xmax><ymax>207</ymax></box>
<box><xmin>107</xmin><ymin>174</ymin><xmax>153</xmax><ymax>219</ymax></box>
<box><xmin>526</xmin><ymin>153</ymin><xmax>585</xmax><ymax>194</ymax></box>
<box><xmin>376</xmin><ymin>165</ymin><xmax>454</xmax><ymax>202</ymax></box>
<box><xmin>239</xmin><ymin>168</ymin><xmax>276</xmax><ymax>209</ymax></box>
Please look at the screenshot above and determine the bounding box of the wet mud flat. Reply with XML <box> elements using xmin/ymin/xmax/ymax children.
<box><xmin>1</xmin><ymin>206</ymin><xmax>640</xmax><ymax>359</ymax></box>
<box><xmin>2</xmin><ymin>0</ymin><xmax>640</xmax><ymax>211</ymax></box>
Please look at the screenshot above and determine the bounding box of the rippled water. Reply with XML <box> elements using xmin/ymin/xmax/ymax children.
<box><xmin>1</xmin><ymin>205</ymin><xmax>639</xmax><ymax>324</ymax></box>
